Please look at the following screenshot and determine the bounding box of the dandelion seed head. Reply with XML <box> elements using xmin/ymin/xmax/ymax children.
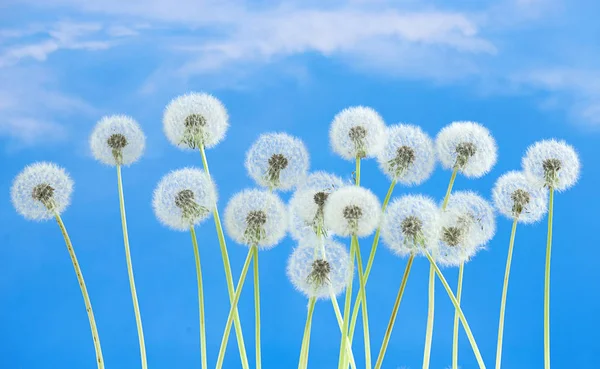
<box><xmin>330</xmin><ymin>106</ymin><xmax>386</xmax><ymax>160</ymax></box>
<box><xmin>492</xmin><ymin>171</ymin><xmax>548</xmax><ymax>223</ymax></box>
<box><xmin>90</xmin><ymin>115</ymin><xmax>146</xmax><ymax>166</ymax></box>
<box><xmin>324</xmin><ymin>186</ymin><xmax>381</xmax><ymax>237</ymax></box>
<box><xmin>436</xmin><ymin>121</ymin><xmax>497</xmax><ymax>178</ymax></box>
<box><xmin>522</xmin><ymin>139</ymin><xmax>580</xmax><ymax>191</ymax></box>
<box><xmin>11</xmin><ymin>162</ymin><xmax>74</xmax><ymax>221</ymax></box>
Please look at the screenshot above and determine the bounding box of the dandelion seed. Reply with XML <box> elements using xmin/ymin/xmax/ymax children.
<box><xmin>492</xmin><ymin>171</ymin><xmax>548</xmax><ymax>223</ymax></box>
<box><xmin>522</xmin><ymin>139</ymin><xmax>580</xmax><ymax>191</ymax></box>
<box><xmin>324</xmin><ymin>186</ymin><xmax>381</xmax><ymax>237</ymax></box>
<box><xmin>330</xmin><ymin>106</ymin><xmax>386</xmax><ymax>160</ymax></box>
<box><xmin>90</xmin><ymin>115</ymin><xmax>146</xmax><ymax>166</ymax></box>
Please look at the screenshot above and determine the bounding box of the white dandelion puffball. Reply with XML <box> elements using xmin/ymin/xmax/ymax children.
<box><xmin>330</xmin><ymin>106</ymin><xmax>387</xmax><ymax>160</ymax></box>
<box><xmin>381</xmin><ymin>195</ymin><xmax>440</xmax><ymax>257</ymax></box>
<box><xmin>11</xmin><ymin>162</ymin><xmax>74</xmax><ymax>221</ymax></box>
<box><xmin>436</xmin><ymin>121</ymin><xmax>497</xmax><ymax>178</ymax></box>
<box><xmin>245</xmin><ymin>132</ymin><xmax>310</xmax><ymax>191</ymax></box>
<box><xmin>492</xmin><ymin>171</ymin><xmax>548</xmax><ymax>223</ymax></box>
<box><xmin>445</xmin><ymin>191</ymin><xmax>496</xmax><ymax>246</ymax></box>
<box><xmin>287</xmin><ymin>234</ymin><xmax>352</xmax><ymax>300</ymax></box>
<box><xmin>297</xmin><ymin>171</ymin><xmax>348</xmax><ymax>192</ymax></box>
<box><xmin>224</xmin><ymin>189</ymin><xmax>288</xmax><ymax>249</ymax></box>
<box><xmin>163</xmin><ymin>92</ymin><xmax>229</xmax><ymax>150</ymax></box>
<box><xmin>377</xmin><ymin>124</ymin><xmax>436</xmax><ymax>185</ymax></box>
<box><xmin>90</xmin><ymin>115</ymin><xmax>146</xmax><ymax>166</ymax></box>
<box><xmin>324</xmin><ymin>186</ymin><xmax>381</xmax><ymax>238</ymax></box>
<box><xmin>522</xmin><ymin>139</ymin><xmax>580</xmax><ymax>192</ymax></box>
<box><xmin>152</xmin><ymin>168</ymin><xmax>217</xmax><ymax>231</ymax></box>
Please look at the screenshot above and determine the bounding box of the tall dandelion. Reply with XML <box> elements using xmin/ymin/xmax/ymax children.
<box><xmin>152</xmin><ymin>168</ymin><xmax>218</xmax><ymax>369</ymax></box>
<box><xmin>11</xmin><ymin>162</ymin><xmax>104</xmax><ymax>369</ymax></box>
<box><xmin>163</xmin><ymin>92</ymin><xmax>250</xmax><ymax>367</ymax></box>
<box><xmin>89</xmin><ymin>115</ymin><xmax>147</xmax><ymax>369</ymax></box>
<box><xmin>492</xmin><ymin>171</ymin><xmax>548</xmax><ymax>369</ymax></box>
<box><xmin>522</xmin><ymin>139</ymin><xmax>580</xmax><ymax>369</ymax></box>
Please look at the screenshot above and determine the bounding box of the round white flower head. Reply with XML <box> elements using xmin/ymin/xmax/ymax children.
<box><xmin>163</xmin><ymin>92</ymin><xmax>229</xmax><ymax>150</ymax></box>
<box><xmin>152</xmin><ymin>168</ymin><xmax>217</xmax><ymax>231</ymax></box>
<box><xmin>329</xmin><ymin>106</ymin><xmax>386</xmax><ymax>160</ymax></box>
<box><xmin>377</xmin><ymin>124</ymin><xmax>436</xmax><ymax>185</ymax></box>
<box><xmin>296</xmin><ymin>171</ymin><xmax>349</xmax><ymax>192</ymax></box>
<box><xmin>287</xmin><ymin>234</ymin><xmax>353</xmax><ymax>300</ymax></box>
<box><xmin>11</xmin><ymin>162</ymin><xmax>74</xmax><ymax>221</ymax></box>
<box><xmin>245</xmin><ymin>132</ymin><xmax>310</xmax><ymax>191</ymax></box>
<box><xmin>90</xmin><ymin>115</ymin><xmax>146</xmax><ymax>166</ymax></box>
<box><xmin>522</xmin><ymin>139</ymin><xmax>580</xmax><ymax>192</ymax></box>
<box><xmin>381</xmin><ymin>195</ymin><xmax>440</xmax><ymax>257</ymax></box>
<box><xmin>324</xmin><ymin>186</ymin><xmax>381</xmax><ymax>238</ymax></box>
<box><xmin>492</xmin><ymin>171</ymin><xmax>548</xmax><ymax>224</ymax></box>
<box><xmin>446</xmin><ymin>191</ymin><xmax>496</xmax><ymax>246</ymax></box>
<box><xmin>436</xmin><ymin>121</ymin><xmax>497</xmax><ymax>178</ymax></box>
<box><xmin>224</xmin><ymin>189</ymin><xmax>288</xmax><ymax>249</ymax></box>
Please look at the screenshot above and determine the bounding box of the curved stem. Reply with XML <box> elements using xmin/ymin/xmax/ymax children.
<box><xmin>452</xmin><ymin>262</ymin><xmax>465</xmax><ymax>369</ymax></box>
<box><xmin>544</xmin><ymin>187</ymin><xmax>554</xmax><ymax>369</ymax></box>
<box><xmin>215</xmin><ymin>247</ymin><xmax>255</xmax><ymax>369</ymax></box>
<box><xmin>199</xmin><ymin>145</ymin><xmax>250</xmax><ymax>368</ymax></box>
<box><xmin>190</xmin><ymin>227</ymin><xmax>207</xmax><ymax>369</ymax></box>
<box><xmin>338</xmin><ymin>236</ymin><xmax>357</xmax><ymax>369</ymax></box>
<box><xmin>422</xmin><ymin>264</ymin><xmax>435</xmax><ymax>369</ymax></box>
<box><xmin>253</xmin><ymin>249</ymin><xmax>262</xmax><ymax>369</ymax></box>
<box><xmin>116</xmin><ymin>165</ymin><xmax>147</xmax><ymax>369</ymax></box>
<box><xmin>495</xmin><ymin>217</ymin><xmax>519</xmax><ymax>369</ymax></box>
<box><xmin>442</xmin><ymin>167</ymin><xmax>459</xmax><ymax>209</ymax></box>
<box><xmin>374</xmin><ymin>254</ymin><xmax>415</xmax><ymax>369</ymax></box>
<box><xmin>54</xmin><ymin>214</ymin><xmax>105</xmax><ymax>369</ymax></box>
<box><xmin>354</xmin><ymin>239</ymin><xmax>372</xmax><ymax>369</ymax></box>
<box><xmin>298</xmin><ymin>298</ymin><xmax>317</xmax><ymax>369</ymax></box>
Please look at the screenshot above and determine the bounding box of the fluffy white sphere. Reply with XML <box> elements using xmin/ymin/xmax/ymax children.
<box><xmin>224</xmin><ymin>189</ymin><xmax>288</xmax><ymax>249</ymax></box>
<box><xmin>245</xmin><ymin>132</ymin><xmax>310</xmax><ymax>191</ymax></box>
<box><xmin>11</xmin><ymin>162</ymin><xmax>74</xmax><ymax>221</ymax></box>
<box><xmin>152</xmin><ymin>168</ymin><xmax>217</xmax><ymax>231</ymax></box>
<box><xmin>90</xmin><ymin>115</ymin><xmax>146</xmax><ymax>166</ymax></box>
<box><xmin>329</xmin><ymin>106</ymin><xmax>386</xmax><ymax>160</ymax></box>
<box><xmin>522</xmin><ymin>139</ymin><xmax>580</xmax><ymax>192</ymax></box>
<box><xmin>436</xmin><ymin>121</ymin><xmax>497</xmax><ymax>178</ymax></box>
<box><xmin>287</xmin><ymin>234</ymin><xmax>352</xmax><ymax>300</ymax></box>
<box><xmin>296</xmin><ymin>171</ymin><xmax>350</xmax><ymax>192</ymax></box>
<box><xmin>324</xmin><ymin>186</ymin><xmax>381</xmax><ymax>238</ymax></box>
<box><xmin>446</xmin><ymin>191</ymin><xmax>496</xmax><ymax>246</ymax></box>
<box><xmin>163</xmin><ymin>92</ymin><xmax>229</xmax><ymax>150</ymax></box>
<box><xmin>377</xmin><ymin>124</ymin><xmax>436</xmax><ymax>185</ymax></box>
<box><xmin>492</xmin><ymin>171</ymin><xmax>548</xmax><ymax>224</ymax></box>
<box><xmin>381</xmin><ymin>195</ymin><xmax>440</xmax><ymax>257</ymax></box>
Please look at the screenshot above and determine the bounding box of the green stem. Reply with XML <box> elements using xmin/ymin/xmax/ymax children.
<box><xmin>544</xmin><ymin>187</ymin><xmax>554</xmax><ymax>369</ymax></box>
<box><xmin>495</xmin><ymin>217</ymin><xmax>519</xmax><ymax>369</ymax></box>
<box><xmin>422</xmin><ymin>264</ymin><xmax>435</xmax><ymax>369</ymax></box>
<box><xmin>54</xmin><ymin>213</ymin><xmax>105</xmax><ymax>369</ymax></box>
<box><xmin>116</xmin><ymin>165</ymin><xmax>147</xmax><ymax>369</ymax></box>
<box><xmin>442</xmin><ymin>167</ymin><xmax>459</xmax><ymax>209</ymax></box>
<box><xmin>215</xmin><ymin>247</ymin><xmax>256</xmax><ymax>369</ymax></box>
<box><xmin>298</xmin><ymin>297</ymin><xmax>317</xmax><ymax>369</ymax></box>
<box><xmin>355</xmin><ymin>157</ymin><xmax>361</xmax><ymax>186</ymax></box>
<box><xmin>199</xmin><ymin>145</ymin><xmax>250</xmax><ymax>368</ymax></box>
<box><xmin>190</xmin><ymin>227</ymin><xmax>207</xmax><ymax>369</ymax></box>
<box><xmin>354</xmin><ymin>238</ymin><xmax>372</xmax><ymax>369</ymax></box>
<box><xmin>338</xmin><ymin>235</ymin><xmax>357</xmax><ymax>369</ymax></box>
<box><xmin>254</xmin><ymin>248</ymin><xmax>262</xmax><ymax>369</ymax></box>
<box><xmin>374</xmin><ymin>253</ymin><xmax>415</xmax><ymax>369</ymax></box>
<box><xmin>423</xmin><ymin>248</ymin><xmax>486</xmax><ymax>369</ymax></box>
<box><xmin>452</xmin><ymin>263</ymin><xmax>465</xmax><ymax>369</ymax></box>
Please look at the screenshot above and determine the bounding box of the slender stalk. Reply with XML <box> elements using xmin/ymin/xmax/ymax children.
<box><xmin>452</xmin><ymin>262</ymin><xmax>465</xmax><ymax>369</ymax></box>
<box><xmin>354</xmin><ymin>238</ymin><xmax>372</xmax><ymax>369</ymax></box>
<box><xmin>355</xmin><ymin>157</ymin><xmax>361</xmax><ymax>185</ymax></box>
<box><xmin>216</xmin><ymin>247</ymin><xmax>255</xmax><ymax>369</ymax></box>
<box><xmin>442</xmin><ymin>167</ymin><xmax>459</xmax><ymax>209</ymax></box>
<box><xmin>116</xmin><ymin>165</ymin><xmax>147</xmax><ymax>369</ymax></box>
<box><xmin>374</xmin><ymin>254</ymin><xmax>415</xmax><ymax>369</ymax></box>
<box><xmin>54</xmin><ymin>213</ymin><xmax>105</xmax><ymax>369</ymax></box>
<box><xmin>544</xmin><ymin>187</ymin><xmax>554</xmax><ymax>369</ymax></box>
<box><xmin>423</xmin><ymin>248</ymin><xmax>486</xmax><ymax>369</ymax></box>
<box><xmin>338</xmin><ymin>236</ymin><xmax>357</xmax><ymax>369</ymax></box>
<box><xmin>199</xmin><ymin>145</ymin><xmax>250</xmax><ymax>368</ymax></box>
<box><xmin>495</xmin><ymin>217</ymin><xmax>519</xmax><ymax>369</ymax></box>
<box><xmin>422</xmin><ymin>264</ymin><xmax>435</xmax><ymax>369</ymax></box>
<box><xmin>298</xmin><ymin>297</ymin><xmax>317</xmax><ymax>369</ymax></box>
<box><xmin>190</xmin><ymin>227</ymin><xmax>208</xmax><ymax>369</ymax></box>
<box><xmin>253</xmin><ymin>248</ymin><xmax>262</xmax><ymax>369</ymax></box>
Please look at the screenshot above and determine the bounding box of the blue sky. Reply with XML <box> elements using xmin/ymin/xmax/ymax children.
<box><xmin>1</xmin><ymin>0</ymin><xmax>599</xmax><ymax>368</ymax></box>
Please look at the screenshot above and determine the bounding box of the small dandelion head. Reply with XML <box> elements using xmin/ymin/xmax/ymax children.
<box><xmin>522</xmin><ymin>139</ymin><xmax>580</xmax><ymax>191</ymax></box>
<box><xmin>163</xmin><ymin>92</ymin><xmax>229</xmax><ymax>150</ymax></box>
<box><xmin>324</xmin><ymin>186</ymin><xmax>381</xmax><ymax>238</ymax></box>
<box><xmin>436</xmin><ymin>121</ymin><xmax>497</xmax><ymax>178</ymax></box>
<box><xmin>11</xmin><ymin>162</ymin><xmax>74</xmax><ymax>221</ymax></box>
<box><xmin>377</xmin><ymin>124</ymin><xmax>436</xmax><ymax>185</ymax></box>
<box><xmin>224</xmin><ymin>189</ymin><xmax>288</xmax><ymax>249</ymax></box>
<box><xmin>90</xmin><ymin>115</ymin><xmax>146</xmax><ymax>166</ymax></box>
<box><xmin>330</xmin><ymin>106</ymin><xmax>386</xmax><ymax>161</ymax></box>
<box><xmin>152</xmin><ymin>168</ymin><xmax>217</xmax><ymax>231</ymax></box>
<box><xmin>492</xmin><ymin>171</ymin><xmax>548</xmax><ymax>223</ymax></box>
<box><xmin>245</xmin><ymin>133</ymin><xmax>310</xmax><ymax>191</ymax></box>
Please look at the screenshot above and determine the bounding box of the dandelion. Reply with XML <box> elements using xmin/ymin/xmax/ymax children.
<box><xmin>11</xmin><ymin>163</ymin><xmax>104</xmax><ymax>369</ymax></box>
<box><xmin>90</xmin><ymin>115</ymin><xmax>146</xmax><ymax>166</ymax></box>
<box><xmin>245</xmin><ymin>132</ymin><xmax>310</xmax><ymax>191</ymax></box>
<box><xmin>522</xmin><ymin>139</ymin><xmax>580</xmax><ymax>369</ymax></box>
<box><xmin>323</xmin><ymin>186</ymin><xmax>381</xmax><ymax>238</ymax></box>
<box><xmin>330</xmin><ymin>106</ymin><xmax>386</xmax><ymax>161</ymax></box>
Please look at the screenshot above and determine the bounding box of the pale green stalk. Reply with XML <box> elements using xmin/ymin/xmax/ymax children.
<box><xmin>544</xmin><ymin>187</ymin><xmax>554</xmax><ymax>369</ymax></box>
<box><xmin>190</xmin><ymin>227</ymin><xmax>207</xmax><ymax>369</ymax></box>
<box><xmin>495</xmin><ymin>217</ymin><xmax>519</xmax><ymax>369</ymax></box>
<box><xmin>199</xmin><ymin>145</ymin><xmax>250</xmax><ymax>368</ymax></box>
<box><xmin>298</xmin><ymin>297</ymin><xmax>317</xmax><ymax>369</ymax></box>
<box><xmin>374</xmin><ymin>253</ymin><xmax>415</xmax><ymax>369</ymax></box>
<box><xmin>338</xmin><ymin>236</ymin><xmax>357</xmax><ymax>369</ymax></box>
<box><xmin>452</xmin><ymin>262</ymin><xmax>465</xmax><ymax>369</ymax></box>
<box><xmin>54</xmin><ymin>213</ymin><xmax>105</xmax><ymax>369</ymax></box>
<box><xmin>354</xmin><ymin>239</ymin><xmax>372</xmax><ymax>369</ymax></box>
<box><xmin>253</xmin><ymin>248</ymin><xmax>262</xmax><ymax>369</ymax></box>
<box><xmin>116</xmin><ymin>165</ymin><xmax>147</xmax><ymax>369</ymax></box>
